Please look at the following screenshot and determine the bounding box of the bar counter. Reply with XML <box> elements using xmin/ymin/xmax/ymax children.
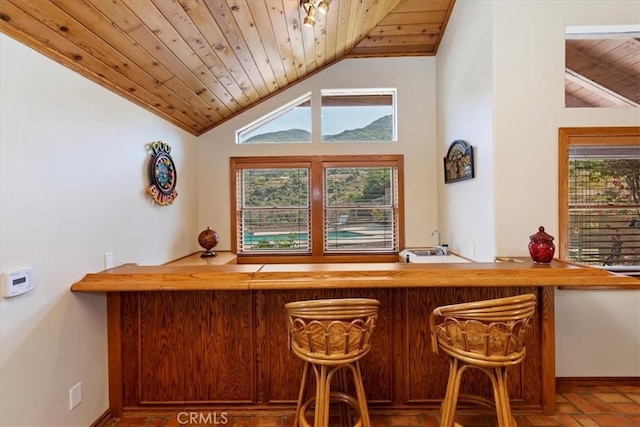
<box><xmin>70</xmin><ymin>253</ymin><xmax>638</xmax><ymax>418</ymax></box>
<box><xmin>71</xmin><ymin>253</ymin><xmax>639</xmax><ymax>292</ymax></box>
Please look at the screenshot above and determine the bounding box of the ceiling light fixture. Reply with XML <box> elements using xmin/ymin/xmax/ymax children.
<box><xmin>316</xmin><ymin>0</ymin><xmax>330</xmax><ymax>15</ymax></box>
<box><xmin>300</xmin><ymin>0</ymin><xmax>330</xmax><ymax>28</ymax></box>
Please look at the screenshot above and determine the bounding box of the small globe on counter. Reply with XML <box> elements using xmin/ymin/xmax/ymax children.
<box><xmin>198</xmin><ymin>227</ymin><xmax>220</xmax><ymax>258</ymax></box>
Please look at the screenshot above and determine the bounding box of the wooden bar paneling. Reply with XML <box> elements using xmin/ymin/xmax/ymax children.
<box><xmin>121</xmin><ymin>291</ymin><xmax>255</xmax><ymax>406</ymax></box>
<box><xmin>183</xmin><ymin>291</ymin><xmax>254</xmax><ymax>403</ymax></box>
<box><xmin>121</xmin><ymin>293</ymin><xmax>139</xmax><ymax>407</ymax></box>
<box><xmin>79</xmin><ymin>254</ymin><xmax>640</xmax><ymax>417</ymax></box>
<box><xmin>404</xmin><ymin>287</ymin><xmax>542</xmax><ymax>407</ymax></box>
<box><xmin>116</xmin><ymin>286</ymin><xmax>548</xmax><ymax>412</ymax></box>
<box><xmin>541</xmin><ymin>286</ymin><xmax>556</xmax><ymax>413</ymax></box>
<box><xmin>106</xmin><ymin>293</ymin><xmax>123</xmax><ymax>417</ymax></box>
<box><xmin>139</xmin><ymin>292</ymin><xmax>186</xmax><ymax>403</ymax></box>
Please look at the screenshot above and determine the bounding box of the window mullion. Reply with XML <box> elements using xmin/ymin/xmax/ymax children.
<box><xmin>310</xmin><ymin>158</ymin><xmax>325</xmax><ymax>256</ymax></box>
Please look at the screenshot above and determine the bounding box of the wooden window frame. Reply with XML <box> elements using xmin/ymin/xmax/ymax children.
<box><xmin>235</xmin><ymin>92</ymin><xmax>312</xmax><ymax>144</ymax></box>
<box><xmin>231</xmin><ymin>155</ymin><xmax>405</xmax><ymax>264</ymax></box>
<box><xmin>558</xmin><ymin>127</ymin><xmax>640</xmax><ymax>280</ymax></box>
<box><xmin>321</xmin><ymin>89</ymin><xmax>397</xmax><ymax>143</ymax></box>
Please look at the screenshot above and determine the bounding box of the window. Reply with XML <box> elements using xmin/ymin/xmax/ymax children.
<box><xmin>321</xmin><ymin>89</ymin><xmax>396</xmax><ymax>142</ymax></box>
<box><xmin>235</xmin><ymin>89</ymin><xmax>397</xmax><ymax>144</ymax></box>
<box><xmin>559</xmin><ymin>127</ymin><xmax>640</xmax><ymax>270</ymax></box>
<box><xmin>565</xmin><ymin>25</ymin><xmax>640</xmax><ymax>108</ymax></box>
<box><xmin>324</xmin><ymin>164</ymin><xmax>398</xmax><ymax>252</ymax></box>
<box><xmin>231</xmin><ymin>155</ymin><xmax>404</xmax><ymax>263</ymax></box>
<box><xmin>236</xmin><ymin>93</ymin><xmax>311</xmax><ymax>144</ymax></box>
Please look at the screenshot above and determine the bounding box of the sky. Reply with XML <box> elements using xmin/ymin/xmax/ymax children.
<box><xmin>242</xmin><ymin>105</ymin><xmax>392</xmax><ymax>140</ymax></box>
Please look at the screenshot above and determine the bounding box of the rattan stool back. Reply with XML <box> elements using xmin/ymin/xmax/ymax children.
<box><xmin>429</xmin><ymin>294</ymin><xmax>537</xmax><ymax>427</ymax></box>
<box><xmin>285</xmin><ymin>298</ymin><xmax>380</xmax><ymax>427</ymax></box>
<box><xmin>286</xmin><ymin>298</ymin><xmax>379</xmax><ymax>366</ymax></box>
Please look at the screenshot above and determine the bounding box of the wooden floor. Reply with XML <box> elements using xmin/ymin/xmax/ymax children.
<box><xmin>101</xmin><ymin>381</ymin><xmax>640</xmax><ymax>427</ymax></box>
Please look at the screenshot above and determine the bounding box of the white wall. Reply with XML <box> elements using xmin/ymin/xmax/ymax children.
<box><xmin>440</xmin><ymin>0</ymin><xmax>640</xmax><ymax>376</ymax></box>
<box><xmin>493</xmin><ymin>0</ymin><xmax>640</xmax><ymax>255</ymax></box>
<box><xmin>2</xmin><ymin>8</ymin><xmax>637</xmax><ymax>426</ymax></box>
<box><xmin>0</xmin><ymin>35</ymin><xmax>200</xmax><ymax>426</ymax></box>
<box><xmin>436</xmin><ymin>0</ymin><xmax>496</xmax><ymax>261</ymax></box>
<box><xmin>197</xmin><ymin>57</ymin><xmax>439</xmax><ymax>250</ymax></box>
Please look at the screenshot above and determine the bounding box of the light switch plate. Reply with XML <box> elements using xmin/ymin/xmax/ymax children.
<box><xmin>69</xmin><ymin>382</ymin><xmax>82</xmax><ymax>410</ymax></box>
<box><xmin>104</xmin><ymin>252</ymin><xmax>114</xmax><ymax>270</ymax></box>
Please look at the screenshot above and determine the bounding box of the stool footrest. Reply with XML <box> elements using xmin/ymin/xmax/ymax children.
<box><xmin>299</xmin><ymin>391</ymin><xmax>363</xmax><ymax>427</ymax></box>
<box><xmin>457</xmin><ymin>393</ymin><xmax>496</xmax><ymax>410</ymax></box>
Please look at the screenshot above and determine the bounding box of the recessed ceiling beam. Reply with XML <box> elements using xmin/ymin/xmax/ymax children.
<box><xmin>565</xmin><ymin>68</ymin><xmax>639</xmax><ymax>107</ymax></box>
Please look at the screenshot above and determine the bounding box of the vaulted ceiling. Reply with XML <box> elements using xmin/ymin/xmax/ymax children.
<box><xmin>0</xmin><ymin>0</ymin><xmax>455</xmax><ymax>136</ymax></box>
<box><xmin>3</xmin><ymin>1</ymin><xmax>636</xmax><ymax>136</ymax></box>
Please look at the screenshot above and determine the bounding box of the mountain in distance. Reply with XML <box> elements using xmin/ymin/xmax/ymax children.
<box><xmin>243</xmin><ymin>115</ymin><xmax>392</xmax><ymax>143</ymax></box>
<box><xmin>243</xmin><ymin>128</ymin><xmax>311</xmax><ymax>143</ymax></box>
<box><xmin>323</xmin><ymin>115</ymin><xmax>392</xmax><ymax>141</ymax></box>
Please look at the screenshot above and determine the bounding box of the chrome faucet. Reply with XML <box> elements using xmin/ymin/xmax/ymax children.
<box><xmin>431</xmin><ymin>230</ymin><xmax>447</xmax><ymax>255</ymax></box>
<box><xmin>431</xmin><ymin>230</ymin><xmax>441</xmax><ymax>246</ymax></box>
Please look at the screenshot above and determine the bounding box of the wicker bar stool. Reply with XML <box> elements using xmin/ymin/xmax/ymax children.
<box><xmin>285</xmin><ymin>298</ymin><xmax>380</xmax><ymax>427</ymax></box>
<box><xmin>429</xmin><ymin>294</ymin><xmax>537</xmax><ymax>427</ymax></box>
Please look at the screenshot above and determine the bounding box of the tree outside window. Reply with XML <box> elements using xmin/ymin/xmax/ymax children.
<box><xmin>560</xmin><ymin>128</ymin><xmax>640</xmax><ymax>269</ymax></box>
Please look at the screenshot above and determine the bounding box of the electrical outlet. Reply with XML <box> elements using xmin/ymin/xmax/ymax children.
<box><xmin>104</xmin><ymin>252</ymin><xmax>114</xmax><ymax>270</ymax></box>
<box><xmin>69</xmin><ymin>382</ymin><xmax>82</xmax><ymax>410</ymax></box>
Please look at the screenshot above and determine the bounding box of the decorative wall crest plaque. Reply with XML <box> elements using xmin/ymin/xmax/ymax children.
<box><xmin>444</xmin><ymin>140</ymin><xmax>474</xmax><ymax>183</ymax></box>
<box><xmin>147</xmin><ymin>141</ymin><xmax>178</xmax><ymax>206</ymax></box>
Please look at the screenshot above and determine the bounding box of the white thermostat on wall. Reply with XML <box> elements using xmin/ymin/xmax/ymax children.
<box><xmin>3</xmin><ymin>267</ymin><xmax>36</xmax><ymax>298</ymax></box>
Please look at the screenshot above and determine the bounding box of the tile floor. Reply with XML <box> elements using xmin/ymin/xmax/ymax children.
<box><xmin>102</xmin><ymin>382</ymin><xmax>640</xmax><ymax>427</ymax></box>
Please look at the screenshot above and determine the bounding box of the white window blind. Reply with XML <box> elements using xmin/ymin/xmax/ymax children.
<box><xmin>324</xmin><ymin>166</ymin><xmax>398</xmax><ymax>252</ymax></box>
<box><xmin>236</xmin><ymin>167</ymin><xmax>311</xmax><ymax>253</ymax></box>
<box><xmin>568</xmin><ymin>144</ymin><xmax>640</xmax><ymax>267</ymax></box>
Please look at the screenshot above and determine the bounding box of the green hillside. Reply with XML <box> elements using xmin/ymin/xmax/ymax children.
<box><xmin>323</xmin><ymin>115</ymin><xmax>393</xmax><ymax>141</ymax></box>
<box><xmin>243</xmin><ymin>128</ymin><xmax>311</xmax><ymax>143</ymax></box>
<box><xmin>243</xmin><ymin>115</ymin><xmax>392</xmax><ymax>143</ymax></box>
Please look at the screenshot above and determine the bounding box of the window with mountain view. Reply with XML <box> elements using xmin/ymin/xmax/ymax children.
<box><xmin>559</xmin><ymin>128</ymin><xmax>640</xmax><ymax>273</ymax></box>
<box><xmin>324</xmin><ymin>165</ymin><xmax>398</xmax><ymax>252</ymax></box>
<box><xmin>231</xmin><ymin>156</ymin><xmax>404</xmax><ymax>263</ymax></box>
<box><xmin>321</xmin><ymin>89</ymin><xmax>396</xmax><ymax>142</ymax></box>
<box><xmin>235</xmin><ymin>89</ymin><xmax>396</xmax><ymax>144</ymax></box>
<box><xmin>236</xmin><ymin>93</ymin><xmax>311</xmax><ymax>144</ymax></box>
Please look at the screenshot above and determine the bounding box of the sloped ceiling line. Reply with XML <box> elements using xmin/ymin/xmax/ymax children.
<box><xmin>565</xmin><ymin>69</ymin><xmax>639</xmax><ymax>107</ymax></box>
<box><xmin>0</xmin><ymin>0</ymin><xmax>456</xmax><ymax>135</ymax></box>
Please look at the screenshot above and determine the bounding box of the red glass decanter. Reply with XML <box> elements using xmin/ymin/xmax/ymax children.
<box><xmin>528</xmin><ymin>226</ymin><xmax>555</xmax><ymax>263</ymax></box>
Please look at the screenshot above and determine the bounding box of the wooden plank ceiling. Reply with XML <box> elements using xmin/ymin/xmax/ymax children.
<box><xmin>0</xmin><ymin>0</ymin><xmax>455</xmax><ymax>136</ymax></box>
<box><xmin>565</xmin><ymin>35</ymin><xmax>640</xmax><ymax>108</ymax></box>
